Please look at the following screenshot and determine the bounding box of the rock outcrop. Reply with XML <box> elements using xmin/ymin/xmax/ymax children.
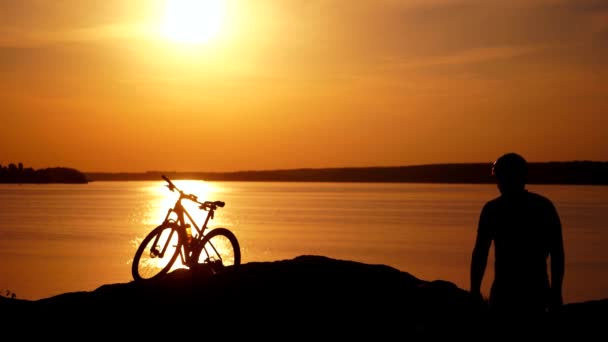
<box><xmin>1</xmin><ymin>255</ymin><xmax>605</xmax><ymax>338</ymax></box>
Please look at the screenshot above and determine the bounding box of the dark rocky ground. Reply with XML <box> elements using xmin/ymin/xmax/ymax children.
<box><xmin>1</xmin><ymin>255</ymin><xmax>606</xmax><ymax>338</ymax></box>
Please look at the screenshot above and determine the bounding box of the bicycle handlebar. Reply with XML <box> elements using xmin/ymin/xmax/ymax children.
<box><xmin>161</xmin><ymin>175</ymin><xmax>225</xmax><ymax>209</ymax></box>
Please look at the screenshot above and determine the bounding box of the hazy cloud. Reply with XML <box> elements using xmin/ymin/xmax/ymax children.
<box><xmin>1</xmin><ymin>0</ymin><xmax>606</xmax><ymax>60</ymax></box>
<box><xmin>0</xmin><ymin>0</ymin><xmax>161</xmax><ymax>46</ymax></box>
<box><xmin>0</xmin><ymin>0</ymin><xmax>160</xmax><ymax>28</ymax></box>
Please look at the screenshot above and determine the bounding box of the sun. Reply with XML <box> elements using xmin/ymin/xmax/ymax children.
<box><xmin>161</xmin><ymin>0</ymin><xmax>225</xmax><ymax>44</ymax></box>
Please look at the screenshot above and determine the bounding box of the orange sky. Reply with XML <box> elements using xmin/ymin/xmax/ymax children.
<box><xmin>1</xmin><ymin>0</ymin><xmax>607</xmax><ymax>172</ymax></box>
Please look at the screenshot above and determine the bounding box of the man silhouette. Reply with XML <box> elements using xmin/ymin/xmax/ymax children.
<box><xmin>470</xmin><ymin>153</ymin><xmax>565</xmax><ymax>316</ymax></box>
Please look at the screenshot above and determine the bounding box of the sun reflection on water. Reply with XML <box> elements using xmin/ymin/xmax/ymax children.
<box><xmin>142</xmin><ymin>179</ymin><xmax>218</xmax><ymax>228</ymax></box>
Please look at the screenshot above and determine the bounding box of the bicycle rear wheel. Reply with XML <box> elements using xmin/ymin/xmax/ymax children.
<box><xmin>193</xmin><ymin>227</ymin><xmax>241</xmax><ymax>272</ymax></box>
<box><xmin>132</xmin><ymin>222</ymin><xmax>182</xmax><ymax>282</ymax></box>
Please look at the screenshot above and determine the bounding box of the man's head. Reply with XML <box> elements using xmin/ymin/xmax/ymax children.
<box><xmin>492</xmin><ymin>152</ymin><xmax>527</xmax><ymax>194</ymax></box>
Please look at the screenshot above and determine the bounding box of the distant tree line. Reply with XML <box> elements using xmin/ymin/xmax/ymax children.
<box><xmin>0</xmin><ymin>163</ymin><xmax>88</xmax><ymax>184</ymax></box>
<box><xmin>86</xmin><ymin>161</ymin><xmax>608</xmax><ymax>185</ymax></box>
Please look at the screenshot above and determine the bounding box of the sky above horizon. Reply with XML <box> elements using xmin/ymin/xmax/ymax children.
<box><xmin>1</xmin><ymin>0</ymin><xmax>607</xmax><ymax>172</ymax></box>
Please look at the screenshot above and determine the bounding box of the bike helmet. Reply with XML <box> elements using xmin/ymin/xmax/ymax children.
<box><xmin>491</xmin><ymin>152</ymin><xmax>527</xmax><ymax>180</ymax></box>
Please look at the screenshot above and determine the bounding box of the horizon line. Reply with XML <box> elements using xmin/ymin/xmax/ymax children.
<box><xmin>82</xmin><ymin>159</ymin><xmax>608</xmax><ymax>174</ymax></box>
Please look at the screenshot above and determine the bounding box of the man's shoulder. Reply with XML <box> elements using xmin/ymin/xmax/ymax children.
<box><xmin>485</xmin><ymin>190</ymin><xmax>555</xmax><ymax>207</ymax></box>
<box><xmin>487</xmin><ymin>191</ymin><xmax>508</xmax><ymax>204</ymax></box>
<box><xmin>525</xmin><ymin>190</ymin><xmax>554</xmax><ymax>204</ymax></box>
<box><xmin>523</xmin><ymin>191</ymin><xmax>560</xmax><ymax>215</ymax></box>
<box><xmin>483</xmin><ymin>196</ymin><xmax>502</xmax><ymax>210</ymax></box>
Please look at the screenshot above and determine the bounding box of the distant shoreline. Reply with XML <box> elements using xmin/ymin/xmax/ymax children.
<box><xmin>0</xmin><ymin>164</ymin><xmax>88</xmax><ymax>184</ymax></box>
<box><xmin>85</xmin><ymin>161</ymin><xmax>608</xmax><ymax>185</ymax></box>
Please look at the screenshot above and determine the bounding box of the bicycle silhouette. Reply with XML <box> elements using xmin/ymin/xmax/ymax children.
<box><xmin>132</xmin><ymin>175</ymin><xmax>241</xmax><ymax>282</ymax></box>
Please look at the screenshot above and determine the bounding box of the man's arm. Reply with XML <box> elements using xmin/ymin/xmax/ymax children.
<box><xmin>470</xmin><ymin>206</ymin><xmax>492</xmax><ymax>297</ymax></box>
<box><xmin>470</xmin><ymin>232</ymin><xmax>491</xmax><ymax>296</ymax></box>
<box><xmin>549</xmin><ymin>202</ymin><xmax>565</xmax><ymax>310</ymax></box>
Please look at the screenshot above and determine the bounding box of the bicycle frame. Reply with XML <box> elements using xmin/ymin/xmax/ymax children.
<box><xmin>162</xmin><ymin>191</ymin><xmax>215</xmax><ymax>267</ymax></box>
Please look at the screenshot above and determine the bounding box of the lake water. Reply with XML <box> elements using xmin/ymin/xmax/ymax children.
<box><xmin>0</xmin><ymin>181</ymin><xmax>607</xmax><ymax>303</ymax></box>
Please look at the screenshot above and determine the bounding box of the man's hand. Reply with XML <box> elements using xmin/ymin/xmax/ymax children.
<box><xmin>548</xmin><ymin>290</ymin><xmax>563</xmax><ymax>313</ymax></box>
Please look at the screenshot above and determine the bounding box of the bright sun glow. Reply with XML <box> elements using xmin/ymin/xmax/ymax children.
<box><xmin>144</xmin><ymin>179</ymin><xmax>217</xmax><ymax>227</ymax></box>
<box><xmin>161</xmin><ymin>0</ymin><xmax>225</xmax><ymax>44</ymax></box>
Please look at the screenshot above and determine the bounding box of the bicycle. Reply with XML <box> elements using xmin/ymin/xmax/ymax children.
<box><xmin>132</xmin><ymin>175</ymin><xmax>241</xmax><ymax>282</ymax></box>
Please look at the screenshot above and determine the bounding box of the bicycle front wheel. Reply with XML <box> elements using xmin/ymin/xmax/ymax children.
<box><xmin>132</xmin><ymin>222</ymin><xmax>182</xmax><ymax>282</ymax></box>
<box><xmin>194</xmin><ymin>228</ymin><xmax>241</xmax><ymax>271</ymax></box>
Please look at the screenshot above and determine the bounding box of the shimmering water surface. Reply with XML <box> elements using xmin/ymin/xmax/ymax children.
<box><xmin>1</xmin><ymin>181</ymin><xmax>607</xmax><ymax>303</ymax></box>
